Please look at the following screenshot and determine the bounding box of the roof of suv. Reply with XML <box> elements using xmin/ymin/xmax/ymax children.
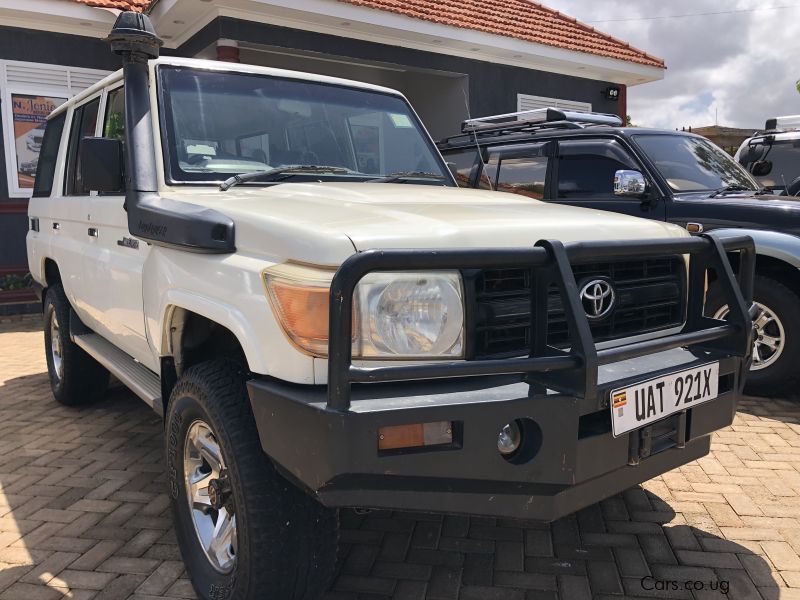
<box><xmin>438</xmin><ymin>125</ymin><xmax>696</xmax><ymax>150</ymax></box>
<box><xmin>50</xmin><ymin>56</ymin><xmax>406</xmax><ymax>119</ymax></box>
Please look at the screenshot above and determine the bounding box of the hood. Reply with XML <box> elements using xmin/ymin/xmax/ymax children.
<box><xmin>676</xmin><ymin>191</ymin><xmax>800</xmax><ymax>208</ymax></box>
<box><xmin>173</xmin><ymin>183</ymin><xmax>689</xmax><ymax>265</ymax></box>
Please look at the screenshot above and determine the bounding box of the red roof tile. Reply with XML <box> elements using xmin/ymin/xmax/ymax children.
<box><xmin>72</xmin><ymin>0</ymin><xmax>150</xmax><ymax>11</ymax></box>
<box><xmin>66</xmin><ymin>0</ymin><xmax>664</xmax><ymax>69</ymax></box>
<box><xmin>338</xmin><ymin>0</ymin><xmax>665</xmax><ymax>69</ymax></box>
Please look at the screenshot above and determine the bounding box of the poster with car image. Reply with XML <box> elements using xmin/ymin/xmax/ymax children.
<box><xmin>12</xmin><ymin>94</ymin><xmax>65</xmax><ymax>189</ymax></box>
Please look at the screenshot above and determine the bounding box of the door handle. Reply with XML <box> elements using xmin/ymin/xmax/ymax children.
<box><xmin>52</xmin><ymin>222</ymin><xmax>60</xmax><ymax>230</ymax></box>
<box><xmin>88</xmin><ymin>227</ymin><xmax>98</xmax><ymax>237</ymax></box>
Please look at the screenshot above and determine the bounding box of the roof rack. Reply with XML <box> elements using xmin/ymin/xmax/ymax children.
<box><xmin>461</xmin><ymin>107</ymin><xmax>623</xmax><ymax>135</ymax></box>
<box><xmin>764</xmin><ymin>115</ymin><xmax>800</xmax><ymax>132</ymax></box>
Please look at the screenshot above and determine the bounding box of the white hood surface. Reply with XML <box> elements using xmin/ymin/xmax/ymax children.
<box><xmin>174</xmin><ymin>183</ymin><xmax>688</xmax><ymax>264</ymax></box>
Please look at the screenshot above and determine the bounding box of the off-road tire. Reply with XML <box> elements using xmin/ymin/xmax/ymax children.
<box><xmin>706</xmin><ymin>274</ymin><xmax>800</xmax><ymax>396</ymax></box>
<box><xmin>166</xmin><ymin>358</ymin><xmax>338</xmax><ymax>600</ymax></box>
<box><xmin>43</xmin><ymin>284</ymin><xmax>109</xmax><ymax>406</ymax></box>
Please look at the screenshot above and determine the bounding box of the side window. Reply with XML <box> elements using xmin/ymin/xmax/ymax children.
<box><xmin>64</xmin><ymin>97</ymin><xmax>100</xmax><ymax>196</ymax></box>
<box><xmin>104</xmin><ymin>87</ymin><xmax>125</xmax><ymax>140</ymax></box>
<box><xmin>443</xmin><ymin>149</ymin><xmax>479</xmax><ymax>187</ymax></box>
<box><xmin>32</xmin><ymin>112</ymin><xmax>66</xmax><ymax>198</ymax></box>
<box><xmin>556</xmin><ymin>140</ymin><xmax>639</xmax><ymax>199</ymax></box>
<box><xmin>496</xmin><ymin>156</ymin><xmax>548</xmax><ymax>199</ymax></box>
<box><xmin>103</xmin><ymin>87</ymin><xmax>126</xmax><ymax>193</ymax></box>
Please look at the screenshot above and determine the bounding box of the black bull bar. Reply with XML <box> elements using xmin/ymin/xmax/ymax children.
<box><xmin>326</xmin><ymin>234</ymin><xmax>756</xmax><ymax>410</ymax></box>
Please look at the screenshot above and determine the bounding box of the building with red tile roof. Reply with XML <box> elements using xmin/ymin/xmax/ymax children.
<box><xmin>0</xmin><ymin>0</ymin><xmax>664</xmax><ymax>308</ymax></box>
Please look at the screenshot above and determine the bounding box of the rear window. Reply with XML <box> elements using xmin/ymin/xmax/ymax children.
<box><xmin>32</xmin><ymin>113</ymin><xmax>66</xmax><ymax>198</ymax></box>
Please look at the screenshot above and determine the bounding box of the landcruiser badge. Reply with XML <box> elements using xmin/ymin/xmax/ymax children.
<box><xmin>579</xmin><ymin>279</ymin><xmax>616</xmax><ymax>320</ymax></box>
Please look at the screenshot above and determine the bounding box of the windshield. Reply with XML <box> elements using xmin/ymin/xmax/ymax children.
<box><xmin>633</xmin><ymin>134</ymin><xmax>757</xmax><ymax>193</ymax></box>
<box><xmin>157</xmin><ymin>66</ymin><xmax>450</xmax><ymax>185</ymax></box>
<box><xmin>746</xmin><ymin>138</ymin><xmax>800</xmax><ymax>189</ymax></box>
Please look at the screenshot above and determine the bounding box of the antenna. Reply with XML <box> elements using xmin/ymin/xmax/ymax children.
<box><xmin>460</xmin><ymin>83</ymin><xmax>493</xmax><ymax>190</ymax></box>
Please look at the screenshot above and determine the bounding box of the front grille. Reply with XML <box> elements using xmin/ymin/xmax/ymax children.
<box><xmin>471</xmin><ymin>257</ymin><xmax>685</xmax><ymax>359</ymax></box>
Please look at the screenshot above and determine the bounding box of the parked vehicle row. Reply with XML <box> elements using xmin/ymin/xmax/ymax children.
<box><xmin>27</xmin><ymin>12</ymin><xmax>757</xmax><ymax>600</ymax></box>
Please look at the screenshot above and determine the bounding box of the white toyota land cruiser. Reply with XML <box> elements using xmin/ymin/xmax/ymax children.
<box><xmin>27</xmin><ymin>12</ymin><xmax>755</xmax><ymax>600</ymax></box>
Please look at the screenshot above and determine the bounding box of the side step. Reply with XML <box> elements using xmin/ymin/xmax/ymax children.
<box><xmin>73</xmin><ymin>333</ymin><xmax>163</xmax><ymax>416</ymax></box>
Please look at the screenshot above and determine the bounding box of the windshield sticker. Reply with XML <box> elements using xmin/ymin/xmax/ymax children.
<box><xmin>389</xmin><ymin>113</ymin><xmax>413</xmax><ymax>128</ymax></box>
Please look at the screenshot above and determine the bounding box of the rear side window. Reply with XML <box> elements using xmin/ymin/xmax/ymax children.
<box><xmin>32</xmin><ymin>113</ymin><xmax>66</xmax><ymax>198</ymax></box>
<box><xmin>64</xmin><ymin>98</ymin><xmax>100</xmax><ymax>196</ymax></box>
<box><xmin>556</xmin><ymin>139</ymin><xmax>638</xmax><ymax>199</ymax></box>
<box><xmin>496</xmin><ymin>156</ymin><xmax>549</xmax><ymax>199</ymax></box>
<box><xmin>444</xmin><ymin>149</ymin><xmax>480</xmax><ymax>187</ymax></box>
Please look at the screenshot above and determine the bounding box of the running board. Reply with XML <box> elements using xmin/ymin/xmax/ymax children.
<box><xmin>73</xmin><ymin>333</ymin><xmax>163</xmax><ymax>416</ymax></box>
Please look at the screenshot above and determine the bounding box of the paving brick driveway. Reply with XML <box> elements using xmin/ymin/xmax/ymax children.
<box><xmin>1</xmin><ymin>317</ymin><xmax>800</xmax><ymax>599</ymax></box>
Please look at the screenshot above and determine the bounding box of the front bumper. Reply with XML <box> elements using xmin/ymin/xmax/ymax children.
<box><xmin>249</xmin><ymin>233</ymin><xmax>755</xmax><ymax>521</ymax></box>
<box><xmin>249</xmin><ymin>348</ymin><xmax>742</xmax><ymax>521</ymax></box>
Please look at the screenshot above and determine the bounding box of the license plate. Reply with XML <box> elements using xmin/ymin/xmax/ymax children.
<box><xmin>610</xmin><ymin>362</ymin><xmax>719</xmax><ymax>437</ymax></box>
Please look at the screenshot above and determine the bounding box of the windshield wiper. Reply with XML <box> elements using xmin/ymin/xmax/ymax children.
<box><xmin>366</xmin><ymin>171</ymin><xmax>446</xmax><ymax>184</ymax></box>
<box><xmin>220</xmin><ymin>165</ymin><xmax>355</xmax><ymax>191</ymax></box>
<box><xmin>708</xmin><ymin>184</ymin><xmax>752</xmax><ymax>198</ymax></box>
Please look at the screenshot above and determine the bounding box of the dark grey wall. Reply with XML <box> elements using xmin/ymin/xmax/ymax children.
<box><xmin>178</xmin><ymin>17</ymin><xmax>623</xmax><ymax>123</ymax></box>
<box><xmin>0</xmin><ymin>26</ymin><xmax>122</xmax><ymax>202</ymax></box>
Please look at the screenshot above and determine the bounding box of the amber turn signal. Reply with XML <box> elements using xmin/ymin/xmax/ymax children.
<box><xmin>269</xmin><ymin>279</ymin><xmax>330</xmax><ymax>352</ymax></box>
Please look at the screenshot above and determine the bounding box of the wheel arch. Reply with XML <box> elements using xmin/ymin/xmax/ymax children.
<box><xmin>158</xmin><ymin>294</ymin><xmax>268</xmax><ymax>407</ymax></box>
<box><xmin>712</xmin><ymin>228</ymin><xmax>800</xmax><ymax>297</ymax></box>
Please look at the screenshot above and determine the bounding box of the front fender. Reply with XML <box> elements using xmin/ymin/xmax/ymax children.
<box><xmin>143</xmin><ymin>249</ymin><xmax>317</xmax><ymax>384</ymax></box>
<box><xmin>711</xmin><ymin>228</ymin><xmax>800</xmax><ymax>270</ymax></box>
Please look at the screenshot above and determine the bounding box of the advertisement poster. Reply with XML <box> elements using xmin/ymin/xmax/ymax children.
<box><xmin>12</xmin><ymin>94</ymin><xmax>65</xmax><ymax>189</ymax></box>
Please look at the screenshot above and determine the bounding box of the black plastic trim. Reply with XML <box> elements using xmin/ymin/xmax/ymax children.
<box><xmin>109</xmin><ymin>12</ymin><xmax>236</xmax><ymax>254</ymax></box>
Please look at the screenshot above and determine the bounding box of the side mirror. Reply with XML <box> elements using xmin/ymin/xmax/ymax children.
<box><xmin>751</xmin><ymin>160</ymin><xmax>773</xmax><ymax>177</ymax></box>
<box><xmin>614</xmin><ymin>169</ymin><xmax>647</xmax><ymax>198</ymax></box>
<box><xmin>80</xmin><ymin>137</ymin><xmax>123</xmax><ymax>193</ymax></box>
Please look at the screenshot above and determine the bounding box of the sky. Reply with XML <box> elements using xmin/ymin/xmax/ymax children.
<box><xmin>543</xmin><ymin>1</ymin><xmax>800</xmax><ymax>130</ymax></box>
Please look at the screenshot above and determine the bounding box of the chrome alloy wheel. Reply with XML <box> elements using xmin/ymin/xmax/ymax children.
<box><xmin>714</xmin><ymin>302</ymin><xmax>786</xmax><ymax>371</ymax></box>
<box><xmin>183</xmin><ymin>420</ymin><xmax>237</xmax><ymax>573</ymax></box>
<box><xmin>49</xmin><ymin>310</ymin><xmax>64</xmax><ymax>381</ymax></box>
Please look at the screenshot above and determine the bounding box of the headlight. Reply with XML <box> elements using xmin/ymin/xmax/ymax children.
<box><xmin>264</xmin><ymin>265</ymin><xmax>464</xmax><ymax>359</ymax></box>
<box><xmin>355</xmin><ymin>272</ymin><xmax>464</xmax><ymax>359</ymax></box>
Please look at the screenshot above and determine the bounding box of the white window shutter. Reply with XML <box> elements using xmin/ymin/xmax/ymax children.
<box><xmin>517</xmin><ymin>94</ymin><xmax>592</xmax><ymax>113</ymax></box>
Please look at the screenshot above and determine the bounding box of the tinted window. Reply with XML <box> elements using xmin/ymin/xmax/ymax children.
<box><xmin>749</xmin><ymin>139</ymin><xmax>800</xmax><ymax>189</ymax></box>
<box><xmin>64</xmin><ymin>98</ymin><xmax>100</xmax><ymax>196</ymax></box>
<box><xmin>634</xmin><ymin>134</ymin><xmax>756</xmax><ymax>193</ymax></box>
<box><xmin>557</xmin><ymin>139</ymin><xmax>638</xmax><ymax>199</ymax></box>
<box><xmin>444</xmin><ymin>149</ymin><xmax>479</xmax><ymax>187</ymax></box>
<box><xmin>497</xmin><ymin>156</ymin><xmax>548</xmax><ymax>199</ymax></box>
<box><xmin>32</xmin><ymin>113</ymin><xmax>66</xmax><ymax>198</ymax></box>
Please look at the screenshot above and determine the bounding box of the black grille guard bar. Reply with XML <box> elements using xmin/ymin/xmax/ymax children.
<box><xmin>327</xmin><ymin>234</ymin><xmax>755</xmax><ymax>411</ymax></box>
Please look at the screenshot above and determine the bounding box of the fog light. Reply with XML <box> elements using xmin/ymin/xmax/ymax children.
<box><xmin>497</xmin><ymin>421</ymin><xmax>522</xmax><ymax>456</ymax></box>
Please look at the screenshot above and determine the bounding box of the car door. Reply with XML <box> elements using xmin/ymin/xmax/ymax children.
<box><xmin>56</xmin><ymin>96</ymin><xmax>101</xmax><ymax>324</ymax></box>
<box><xmin>82</xmin><ymin>84</ymin><xmax>153</xmax><ymax>367</ymax></box>
<box><xmin>548</xmin><ymin>138</ymin><xmax>666</xmax><ymax>221</ymax></box>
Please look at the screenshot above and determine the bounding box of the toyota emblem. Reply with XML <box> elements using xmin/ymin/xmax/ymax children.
<box><xmin>579</xmin><ymin>279</ymin><xmax>616</xmax><ymax>320</ymax></box>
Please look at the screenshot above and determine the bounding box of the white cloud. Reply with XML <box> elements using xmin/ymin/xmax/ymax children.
<box><xmin>543</xmin><ymin>0</ymin><xmax>800</xmax><ymax>130</ymax></box>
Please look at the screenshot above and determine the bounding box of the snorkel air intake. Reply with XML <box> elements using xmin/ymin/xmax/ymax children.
<box><xmin>106</xmin><ymin>12</ymin><xmax>235</xmax><ymax>253</ymax></box>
